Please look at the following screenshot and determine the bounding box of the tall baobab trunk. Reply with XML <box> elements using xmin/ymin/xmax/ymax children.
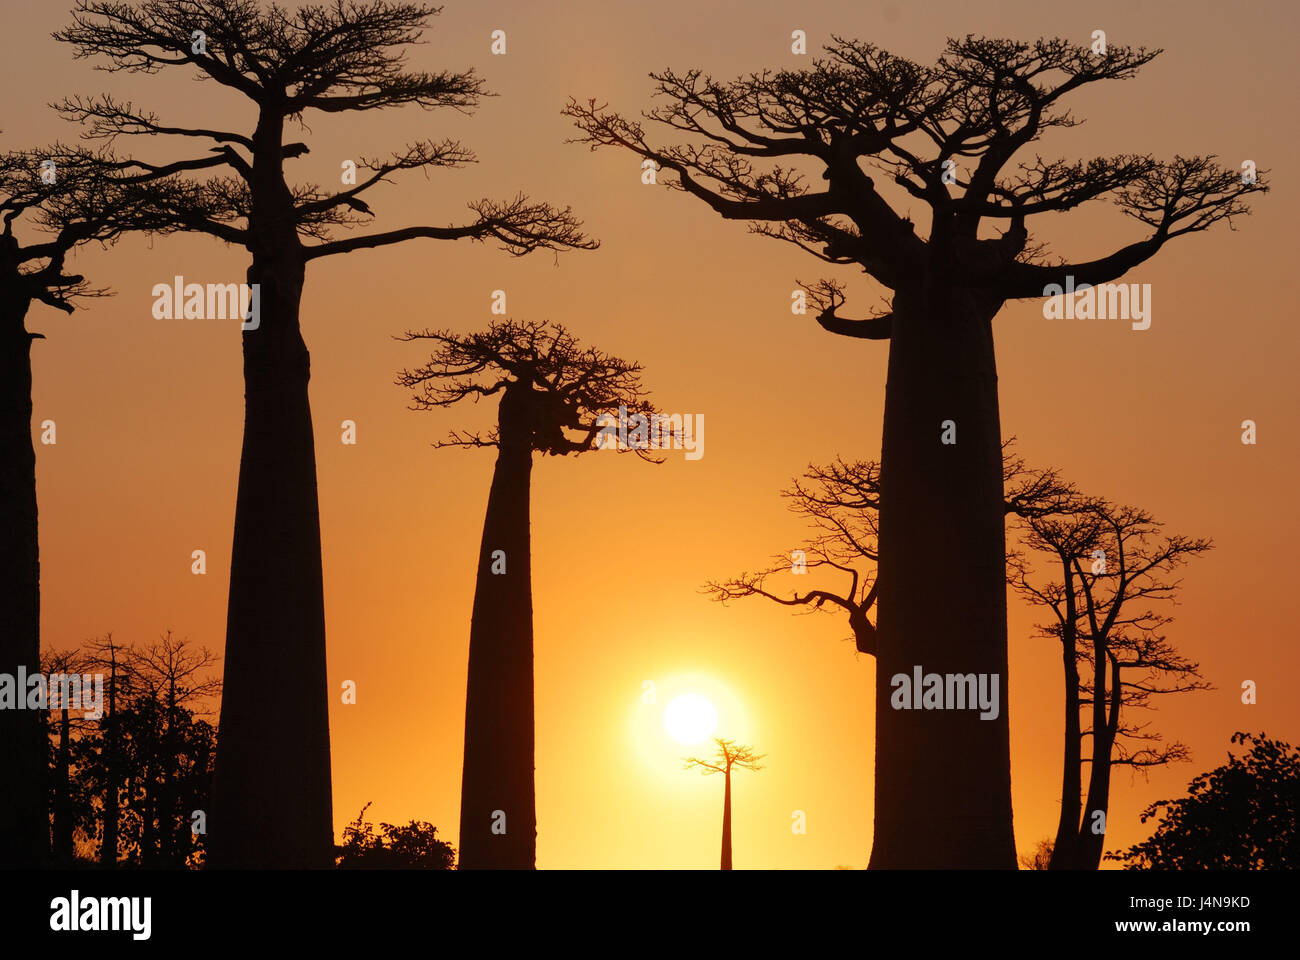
<box><xmin>720</xmin><ymin>767</ymin><xmax>732</xmax><ymax>870</ymax></box>
<box><xmin>0</xmin><ymin>278</ymin><xmax>47</xmax><ymax>868</ymax></box>
<box><xmin>458</xmin><ymin>385</ymin><xmax>536</xmax><ymax>869</ymax></box>
<box><xmin>209</xmin><ymin>112</ymin><xmax>333</xmax><ymax>868</ymax></box>
<box><xmin>1075</xmin><ymin>655</ymin><xmax>1121</xmax><ymax>869</ymax></box>
<box><xmin>870</xmin><ymin>279</ymin><xmax>1016</xmax><ymax>869</ymax></box>
<box><xmin>1049</xmin><ymin>617</ymin><xmax>1083</xmax><ymax>870</ymax></box>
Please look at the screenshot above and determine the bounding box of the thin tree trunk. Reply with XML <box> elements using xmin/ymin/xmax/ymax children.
<box><xmin>208</xmin><ymin>127</ymin><xmax>334</xmax><ymax>865</ymax></box>
<box><xmin>1049</xmin><ymin>571</ymin><xmax>1082</xmax><ymax>870</ymax></box>
<box><xmin>158</xmin><ymin>683</ymin><xmax>175</xmax><ymax>866</ymax></box>
<box><xmin>870</xmin><ymin>280</ymin><xmax>1016</xmax><ymax>869</ymax></box>
<box><xmin>458</xmin><ymin>386</ymin><xmax>536</xmax><ymax>869</ymax></box>
<box><xmin>1075</xmin><ymin>656</ymin><xmax>1121</xmax><ymax>869</ymax></box>
<box><xmin>721</xmin><ymin>767</ymin><xmax>732</xmax><ymax>870</ymax></box>
<box><xmin>0</xmin><ymin>281</ymin><xmax>46</xmax><ymax>868</ymax></box>
<box><xmin>53</xmin><ymin>707</ymin><xmax>72</xmax><ymax>864</ymax></box>
<box><xmin>101</xmin><ymin>653</ymin><xmax>118</xmax><ymax>866</ymax></box>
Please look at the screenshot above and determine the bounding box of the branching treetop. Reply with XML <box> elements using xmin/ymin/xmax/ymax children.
<box><xmin>566</xmin><ymin>35</ymin><xmax>1265</xmax><ymax>335</ymax></box>
<box><xmin>2</xmin><ymin>142</ymin><xmax>199</xmax><ymax>315</ymax></box>
<box><xmin>396</xmin><ymin>318</ymin><xmax>661</xmax><ymax>458</ymax></box>
<box><xmin>1010</xmin><ymin>490</ymin><xmax>1213</xmax><ymax>769</ymax></box>
<box><xmin>684</xmin><ymin>738</ymin><xmax>765</xmax><ymax>775</ymax></box>
<box><xmin>54</xmin><ymin>0</ymin><xmax>595</xmax><ymax>259</ymax></box>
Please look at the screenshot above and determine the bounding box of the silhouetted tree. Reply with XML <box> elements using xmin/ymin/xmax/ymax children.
<box><xmin>704</xmin><ymin>443</ymin><xmax>1071</xmax><ymax>657</ymax></box>
<box><xmin>397</xmin><ymin>319</ymin><xmax>660</xmax><ymax>869</ymax></box>
<box><xmin>568</xmin><ymin>37</ymin><xmax>1264</xmax><ymax>867</ymax></box>
<box><xmin>685</xmin><ymin>738</ymin><xmax>764</xmax><ymax>870</ymax></box>
<box><xmin>124</xmin><ymin>632</ymin><xmax>221</xmax><ymax>867</ymax></box>
<box><xmin>0</xmin><ymin>144</ymin><xmax>193</xmax><ymax>867</ymax></box>
<box><xmin>56</xmin><ymin>0</ymin><xmax>594</xmax><ymax>868</ymax></box>
<box><xmin>49</xmin><ymin>633</ymin><xmax>220</xmax><ymax>868</ymax></box>
<box><xmin>1107</xmin><ymin>733</ymin><xmax>1299</xmax><ymax>870</ymax></box>
<box><xmin>40</xmin><ymin>647</ymin><xmax>96</xmax><ymax>865</ymax></box>
<box><xmin>1011</xmin><ymin>495</ymin><xmax>1212</xmax><ymax>869</ymax></box>
<box><xmin>83</xmin><ymin>632</ymin><xmax>126</xmax><ymax>866</ymax></box>
<box><xmin>1017</xmin><ymin>838</ymin><xmax>1053</xmax><ymax>870</ymax></box>
<box><xmin>335</xmin><ymin>802</ymin><xmax>456</xmax><ymax>869</ymax></box>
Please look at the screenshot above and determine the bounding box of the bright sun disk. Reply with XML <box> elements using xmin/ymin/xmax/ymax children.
<box><xmin>663</xmin><ymin>693</ymin><xmax>718</xmax><ymax>745</ymax></box>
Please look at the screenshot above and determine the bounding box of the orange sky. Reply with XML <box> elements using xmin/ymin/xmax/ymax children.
<box><xmin>5</xmin><ymin>0</ymin><xmax>1297</xmax><ymax>867</ymax></box>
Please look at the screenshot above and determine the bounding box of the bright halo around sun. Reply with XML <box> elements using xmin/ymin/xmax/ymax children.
<box><xmin>663</xmin><ymin>693</ymin><xmax>718</xmax><ymax>745</ymax></box>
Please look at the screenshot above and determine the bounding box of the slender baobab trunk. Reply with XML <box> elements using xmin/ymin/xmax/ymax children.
<box><xmin>1049</xmin><ymin>615</ymin><xmax>1083</xmax><ymax>870</ymax></box>
<box><xmin>720</xmin><ymin>767</ymin><xmax>733</xmax><ymax>870</ymax></box>
<box><xmin>458</xmin><ymin>385</ymin><xmax>536</xmax><ymax>869</ymax></box>
<box><xmin>0</xmin><ymin>275</ymin><xmax>47</xmax><ymax>869</ymax></box>
<box><xmin>1075</xmin><ymin>656</ymin><xmax>1121</xmax><ymax>869</ymax></box>
<box><xmin>870</xmin><ymin>279</ymin><xmax>1016</xmax><ymax>869</ymax></box>
<box><xmin>210</xmin><ymin>112</ymin><xmax>333</xmax><ymax>868</ymax></box>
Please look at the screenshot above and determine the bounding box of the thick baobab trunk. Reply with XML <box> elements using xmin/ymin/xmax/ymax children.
<box><xmin>0</xmin><ymin>282</ymin><xmax>47</xmax><ymax>869</ymax></box>
<box><xmin>720</xmin><ymin>768</ymin><xmax>733</xmax><ymax>870</ymax></box>
<box><xmin>458</xmin><ymin>386</ymin><xmax>536</xmax><ymax>869</ymax></box>
<box><xmin>1049</xmin><ymin>629</ymin><xmax>1083</xmax><ymax>870</ymax></box>
<box><xmin>208</xmin><ymin>239</ymin><xmax>333</xmax><ymax>868</ymax></box>
<box><xmin>869</xmin><ymin>279</ymin><xmax>1016</xmax><ymax>869</ymax></box>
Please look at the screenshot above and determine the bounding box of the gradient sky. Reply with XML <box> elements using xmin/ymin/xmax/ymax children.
<box><xmin>4</xmin><ymin>0</ymin><xmax>1297</xmax><ymax>867</ymax></box>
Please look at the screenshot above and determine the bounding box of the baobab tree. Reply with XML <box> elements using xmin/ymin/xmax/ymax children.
<box><xmin>566</xmin><ymin>36</ymin><xmax>1264</xmax><ymax>867</ymax></box>
<box><xmin>55</xmin><ymin>0</ymin><xmax>595</xmax><ymax>867</ymax></box>
<box><xmin>684</xmin><ymin>738</ymin><xmax>764</xmax><ymax>870</ymax></box>
<box><xmin>397</xmin><ymin>319</ymin><xmax>661</xmax><ymax>869</ymax></box>
<box><xmin>1</xmin><ymin>144</ymin><xmax>197</xmax><ymax>868</ymax></box>
<box><xmin>1010</xmin><ymin>496</ymin><xmax>1212</xmax><ymax>870</ymax></box>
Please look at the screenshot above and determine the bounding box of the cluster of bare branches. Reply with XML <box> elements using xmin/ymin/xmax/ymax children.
<box><xmin>52</xmin><ymin>0</ymin><xmax>596</xmax><ymax>260</ymax></box>
<box><xmin>396</xmin><ymin>319</ymin><xmax>661</xmax><ymax>457</ymax></box>
<box><xmin>566</xmin><ymin>35</ymin><xmax>1265</xmax><ymax>327</ymax></box>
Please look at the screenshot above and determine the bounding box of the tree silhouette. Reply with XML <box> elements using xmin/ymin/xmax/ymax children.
<box><xmin>684</xmin><ymin>738</ymin><xmax>764</xmax><ymax>870</ymax></box>
<box><xmin>704</xmin><ymin>443</ymin><xmax>1072</xmax><ymax>657</ymax></box>
<box><xmin>1017</xmin><ymin>838</ymin><xmax>1053</xmax><ymax>871</ymax></box>
<box><xmin>1010</xmin><ymin>495</ymin><xmax>1212</xmax><ymax>869</ymax></box>
<box><xmin>40</xmin><ymin>646</ymin><xmax>94</xmax><ymax>865</ymax></box>
<box><xmin>38</xmin><ymin>633</ymin><xmax>220</xmax><ymax>868</ymax></box>
<box><xmin>1</xmin><ymin>144</ymin><xmax>192</xmax><ymax>868</ymax></box>
<box><xmin>55</xmin><ymin>0</ymin><xmax>595</xmax><ymax>868</ymax></box>
<box><xmin>1107</xmin><ymin>733</ymin><xmax>1299</xmax><ymax>870</ymax></box>
<box><xmin>83</xmin><ymin>632</ymin><xmax>127</xmax><ymax>866</ymax></box>
<box><xmin>121</xmin><ymin>632</ymin><xmax>222</xmax><ymax>867</ymax></box>
<box><xmin>567</xmin><ymin>36</ymin><xmax>1264</xmax><ymax>867</ymax></box>
<box><xmin>397</xmin><ymin>319</ymin><xmax>660</xmax><ymax>868</ymax></box>
<box><xmin>335</xmin><ymin>802</ymin><xmax>455</xmax><ymax>870</ymax></box>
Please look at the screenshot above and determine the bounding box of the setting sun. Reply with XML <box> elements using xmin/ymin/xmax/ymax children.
<box><xmin>663</xmin><ymin>694</ymin><xmax>719</xmax><ymax>745</ymax></box>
